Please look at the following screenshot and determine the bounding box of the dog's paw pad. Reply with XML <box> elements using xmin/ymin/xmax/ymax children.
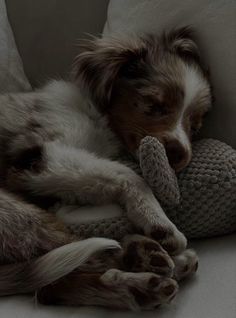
<box><xmin>148</xmin><ymin>225</ymin><xmax>187</xmax><ymax>255</ymax></box>
<box><xmin>150</xmin><ymin>227</ymin><xmax>170</xmax><ymax>240</ymax></box>
<box><xmin>122</xmin><ymin>235</ymin><xmax>174</xmax><ymax>276</ymax></box>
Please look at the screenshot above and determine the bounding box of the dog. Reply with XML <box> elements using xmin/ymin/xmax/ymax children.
<box><xmin>0</xmin><ymin>27</ymin><xmax>211</xmax><ymax>310</ymax></box>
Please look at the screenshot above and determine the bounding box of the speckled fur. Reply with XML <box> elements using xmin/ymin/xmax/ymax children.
<box><xmin>0</xmin><ymin>27</ymin><xmax>208</xmax><ymax>309</ymax></box>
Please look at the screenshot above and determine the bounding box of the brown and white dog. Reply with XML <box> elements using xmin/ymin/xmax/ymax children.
<box><xmin>0</xmin><ymin>27</ymin><xmax>211</xmax><ymax>310</ymax></box>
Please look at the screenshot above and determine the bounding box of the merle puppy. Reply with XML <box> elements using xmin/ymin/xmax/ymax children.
<box><xmin>0</xmin><ymin>27</ymin><xmax>211</xmax><ymax>310</ymax></box>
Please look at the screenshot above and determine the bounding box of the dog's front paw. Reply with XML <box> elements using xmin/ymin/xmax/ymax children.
<box><xmin>144</xmin><ymin>222</ymin><xmax>187</xmax><ymax>256</ymax></box>
<box><xmin>124</xmin><ymin>187</ymin><xmax>187</xmax><ymax>255</ymax></box>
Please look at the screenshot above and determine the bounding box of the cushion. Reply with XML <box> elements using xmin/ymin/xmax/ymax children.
<box><xmin>5</xmin><ymin>0</ymin><xmax>109</xmax><ymax>87</ymax></box>
<box><xmin>103</xmin><ymin>0</ymin><xmax>236</xmax><ymax>149</ymax></box>
<box><xmin>0</xmin><ymin>0</ymin><xmax>30</xmax><ymax>93</ymax></box>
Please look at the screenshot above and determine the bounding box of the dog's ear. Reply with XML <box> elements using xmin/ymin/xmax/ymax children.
<box><xmin>163</xmin><ymin>26</ymin><xmax>200</xmax><ymax>63</ymax></box>
<box><xmin>72</xmin><ymin>36</ymin><xmax>148</xmax><ymax>112</ymax></box>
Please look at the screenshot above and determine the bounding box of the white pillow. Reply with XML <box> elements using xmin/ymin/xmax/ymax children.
<box><xmin>0</xmin><ymin>0</ymin><xmax>30</xmax><ymax>93</ymax></box>
<box><xmin>103</xmin><ymin>0</ymin><xmax>236</xmax><ymax>148</ymax></box>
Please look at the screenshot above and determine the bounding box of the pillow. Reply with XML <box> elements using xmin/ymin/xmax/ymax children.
<box><xmin>103</xmin><ymin>0</ymin><xmax>236</xmax><ymax>149</ymax></box>
<box><xmin>0</xmin><ymin>0</ymin><xmax>31</xmax><ymax>93</ymax></box>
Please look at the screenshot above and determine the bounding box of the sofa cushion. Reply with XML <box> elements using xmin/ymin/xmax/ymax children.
<box><xmin>103</xmin><ymin>0</ymin><xmax>236</xmax><ymax>148</ymax></box>
<box><xmin>0</xmin><ymin>0</ymin><xmax>30</xmax><ymax>92</ymax></box>
<box><xmin>5</xmin><ymin>0</ymin><xmax>109</xmax><ymax>87</ymax></box>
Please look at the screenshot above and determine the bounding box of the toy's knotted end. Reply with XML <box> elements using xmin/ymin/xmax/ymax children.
<box><xmin>139</xmin><ymin>136</ymin><xmax>180</xmax><ymax>206</ymax></box>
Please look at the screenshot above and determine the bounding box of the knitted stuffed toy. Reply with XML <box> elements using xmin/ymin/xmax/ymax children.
<box><xmin>58</xmin><ymin>137</ymin><xmax>236</xmax><ymax>239</ymax></box>
<box><xmin>138</xmin><ymin>137</ymin><xmax>236</xmax><ymax>238</ymax></box>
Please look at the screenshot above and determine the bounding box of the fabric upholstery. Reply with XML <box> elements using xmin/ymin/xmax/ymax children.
<box><xmin>6</xmin><ymin>0</ymin><xmax>109</xmax><ymax>87</ymax></box>
<box><xmin>0</xmin><ymin>0</ymin><xmax>30</xmax><ymax>92</ymax></box>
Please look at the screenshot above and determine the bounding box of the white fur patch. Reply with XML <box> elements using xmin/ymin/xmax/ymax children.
<box><xmin>170</xmin><ymin>123</ymin><xmax>190</xmax><ymax>149</ymax></box>
<box><xmin>169</xmin><ymin>65</ymin><xmax>206</xmax><ymax>149</ymax></box>
<box><xmin>183</xmin><ymin>65</ymin><xmax>206</xmax><ymax>109</ymax></box>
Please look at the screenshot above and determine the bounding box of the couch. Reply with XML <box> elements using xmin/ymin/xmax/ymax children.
<box><xmin>0</xmin><ymin>1</ymin><xmax>235</xmax><ymax>317</ymax></box>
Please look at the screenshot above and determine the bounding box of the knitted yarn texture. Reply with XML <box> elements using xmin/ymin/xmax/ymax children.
<box><xmin>66</xmin><ymin>138</ymin><xmax>236</xmax><ymax>239</ymax></box>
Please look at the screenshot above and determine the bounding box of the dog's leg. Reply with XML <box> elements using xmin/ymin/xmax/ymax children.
<box><xmin>7</xmin><ymin>141</ymin><xmax>186</xmax><ymax>255</ymax></box>
<box><xmin>0</xmin><ymin>189</ymin><xmax>74</xmax><ymax>264</ymax></box>
<box><xmin>37</xmin><ymin>269</ymin><xmax>178</xmax><ymax>310</ymax></box>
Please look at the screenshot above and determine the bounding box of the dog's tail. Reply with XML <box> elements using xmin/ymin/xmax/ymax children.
<box><xmin>0</xmin><ymin>237</ymin><xmax>120</xmax><ymax>296</ymax></box>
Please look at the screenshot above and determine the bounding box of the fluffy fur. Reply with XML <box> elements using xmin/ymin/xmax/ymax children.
<box><xmin>0</xmin><ymin>27</ymin><xmax>211</xmax><ymax>309</ymax></box>
<box><xmin>74</xmin><ymin>27</ymin><xmax>211</xmax><ymax>171</ymax></box>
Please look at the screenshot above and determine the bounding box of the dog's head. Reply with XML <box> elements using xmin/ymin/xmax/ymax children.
<box><xmin>73</xmin><ymin>27</ymin><xmax>212</xmax><ymax>171</ymax></box>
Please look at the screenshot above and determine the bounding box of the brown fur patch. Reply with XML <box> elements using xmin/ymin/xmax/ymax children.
<box><xmin>123</xmin><ymin>241</ymin><xmax>141</xmax><ymax>268</ymax></box>
<box><xmin>37</xmin><ymin>272</ymin><xmax>105</xmax><ymax>306</ymax></box>
<box><xmin>162</xmin><ymin>26</ymin><xmax>200</xmax><ymax>63</ymax></box>
<box><xmin>0</xmin><ymin>189</ymin><xmax>73</xmax><ymax>264</ymax></box>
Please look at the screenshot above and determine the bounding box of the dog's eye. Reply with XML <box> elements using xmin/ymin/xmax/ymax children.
<box><xmin>144</xmin><ymin>103</ymin><xmax>168</xmax><ymax>116</ymax></box>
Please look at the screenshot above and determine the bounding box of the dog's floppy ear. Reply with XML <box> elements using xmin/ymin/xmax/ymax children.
<box><xmin>163</xmin><ymin>26</ymin><xmax>200</xmax><ymax>62</ymax></box>
<box><xmin>72</xmin><ymin>36</ymin><xmax>148</xmax><ymax>112</ymax></box>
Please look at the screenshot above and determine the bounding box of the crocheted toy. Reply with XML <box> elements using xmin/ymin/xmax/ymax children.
<box><xmin>58</xmin><ymin>137</ymin><xmax>236</xmax><ymax>239</ymax></box>
<box><xmin>139</xmin><ymin>137</ymin><xmax>236</xmax><ymax>238</ymax></box>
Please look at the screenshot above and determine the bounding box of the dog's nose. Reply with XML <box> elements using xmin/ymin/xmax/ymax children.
<box><xmin>164</xmin><ymin>139</ymin><xmax>190</xmax><ymax>172</ymax></box>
